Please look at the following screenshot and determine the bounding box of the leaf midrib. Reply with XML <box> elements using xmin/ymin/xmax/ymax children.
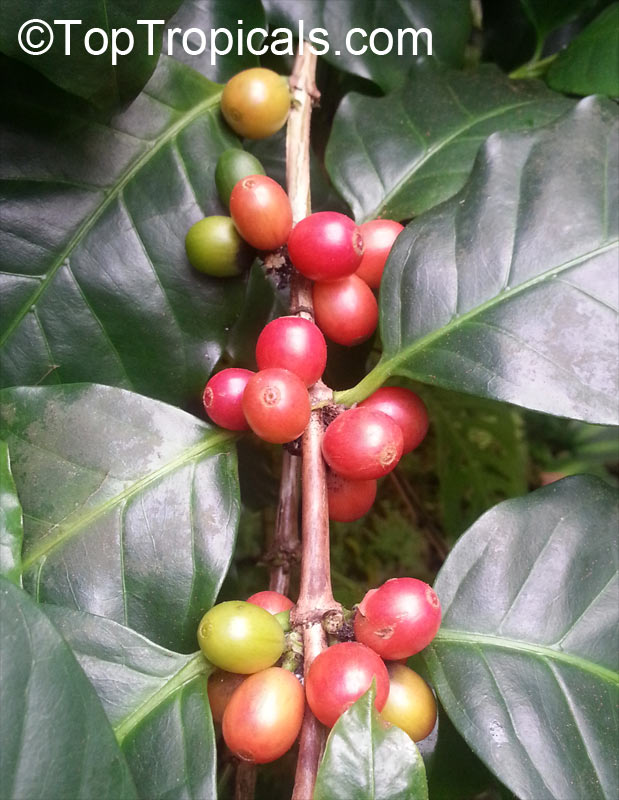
<box><xmin>0</xmin><ymin>78</ymin><xmax>223</xmax><ymax>350</ymax></box>
<box><xmin>335</xmin><ymin>239</ymin><xmax>618</xmax><ymax>405</ymax></box>
<box><xmin>114</xmin><ymin>652</ymin><xmax>209</xmax><ymax>744</ymax></box>
<box><xmin>433</xmin><ymin>628</ymin><xmax>619</xmax><ymax>685</ymax></box>
<box><xmin>361</xmin><ymin>97</ymin><xmax>548</xmax><ymax>222</ymax></box>
<box><xmin>21</xmin><ymin>430</ymin><xmax>235</xmax><ymax>571</ymax></box>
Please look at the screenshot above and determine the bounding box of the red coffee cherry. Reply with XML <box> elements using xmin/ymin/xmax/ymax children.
<box><xmin>247</xmin><ymin>590</ymin><xmax>294</xmax><ymax>614</ymax></box>
<box><xmin>203</xmin><ymin>368</ymin><xmax>254</xmax><ymax>431</ymax></box>
<box><xmin>313</xmin><ymin>275</ymin><xmax>378</xmax><ymax>346</ymax></box>
<box><xmin>381</xmin><ymin>663</ymin><xmax>437</xmax><ymax>742</ymax></box>
<box><xmin>354</xmin><ymin>577</ymin><xmax>442</xmax><ymax>660</ymax></box>
<box><xmin>242</xmin><ymin>368</ymin><xmax>310</xmax><ymax>444</ymax></box>
<box><xmin>255</xmin><ymin>316</ymin><xmax>327</xmax><ymax>387</ymax></box>
<box><xmin>327</xmin><ymin>472</ymin><xmax>377</xmax><ymax>522</ymax></box>
<box><xmin>355</xmin><ymin>220</ymin><xmax>404</xmax><ymax>289</ymax></box>
<box><xmin>287</xmin><ymin>212</ymin><xmax>364</xmax><ymax>281</ymax></box>
<box><xmin>322</xmin><ymin>407</ymin><xmax>403</xmax><ymax>480</ymax></box>
<box><xmin>207</xmin><ymin>670</ymin><xmax>246</xmax><ymax>724</ymax></box>
<box><xmin>223</xmin><ymin>667</ymin><xmax>305</xmax><ymax>763</ymax></box>
<box><xmin>358</xmin><ymin>387</ymin><xmax>429</xmax><ymax>453</ymax></box>
<box><xmin>305</xmin><ymin>641</ymin><xmax>390</xmax><ymax>728</ymax></box>
<box><xmin>230</xmin><ymin>175</ymin><xmax>292</xmax><ymax>251</ymax></box>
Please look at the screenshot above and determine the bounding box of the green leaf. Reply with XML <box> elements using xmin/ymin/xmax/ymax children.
<box><xmin>0</xmin><ymin>384</ymin><xmax>240</xmax><ymax>652</ymax></box>
<box><xmin>169</xmin><ymin>0</ymin><xmax>266</xmax><ymax>82</ymax></box>
<box><xmin>547</xmin><ymin>4</ymin><xmax>619</xmax><ymax>97</ymax></box>
<box><xmin>426</xmin><ymin>388</ymin><xmax>528</xmax><ymax>538</ymax></box>
<box><xmin>520</xmin><ymin>0</ymin><xmax>598</xmax><ymax>53</ymax></box>
<box><xmin>0</xmin><ymin>1</ymin><xmax>182</xmax><ymax>107</ymax></box>
<box><xmin>44</xmin><ymin>605</ymin><xmax>214</xmax><ymax>800</ymax></box>
<box><xmin>0</xmin><ymin>54</ymin><xmax>246</xmax><ymax>406</ymax></box>
<box><xmin>0</xmin><ymin>442</ymin><xmax>23</xmax><ymax>585</ymax></box>
<box><xmin>325</xmin><ymin>62</ymin><xmax>573</xmax><ymax>222</ymax></box>
<box><xmin>0</xmin><ymin>577</ymin><xmax>138</xmax><ymax>800</ymax></box>
<box><xmin>336</xmin><ymin>98</ymin><xmax>619</xmax><ymax>424</ymax></box>
<box><xmin>425</xmin><ymin>475</ymin><xmax>619</xmax><ymax>800</ymax></box>
<box><xmin>262</xmin><ymin>0</ymin><xmax>471</xmax><ymax>92</ymax></box>
<box><xmin>314</xmin><ymin>684</ymin><xmax>429</xmax><ymax>800</ymax></box>
<box><xmin>416</xmin><ymin>701</ymin><xmax>506</xmax><ymax>800</ymax></box>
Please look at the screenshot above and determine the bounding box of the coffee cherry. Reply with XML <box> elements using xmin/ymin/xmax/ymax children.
<box><xmin>197</xmin><ymin>601</ymin><xmax>285</xmax><ymax>673</ymax></box>
<box><xmin>313</xmin><ymin>275</ymin><xmax>378</xmax><ymax>346</ymax></box>
<box><xmin>185</xmin><ymin>216</ymin><xmax>253</xmax><ymax>276</ymax></box>
<box><xmin>354</xmin><ymin>577</ymin><xmax>442</xmax><ymax>660</ymax></box>
<box><xmin>221</xmin><ymin>68</ymin><xmax>291</xmax><ymax>140</ymax></box>
<box><xmin>327</xmin><ymin>472</ymin><xmax>377</xmax><ymax>522</ymax></box>
<box><xmin>242</xmin><ymin>368</ymin><xmax>311</xmax><ymax>444</ymax></box>
<box><xmin>305</xmin><ymin>641</ymin><xmax>390</xmax><ymax>728</ymax></box>
<box><xmin>322</xmin><ymin>407</ymin><xmax>403</xmax><ymax>480</ymax></box>
<box><xmin>359</xmin><ymin>387</ymin><xmax>429</xmax><ymax>453</ymax></box>
<box><xmin>381</xmin><ymin>663</ymin><xmax>437</xmax><ymax>742</ymax></box>
<box><xmin>287</xmin><ymin>212</ymin><xmax>364</xmax><ymax>281</ymax></box>
<box><xmin>215</xmin><ymin>149</ymin><xmax>265</xmax><ymax>206</ymax></box>
<box><xmin>207</xmin><ymin>670</ymin><xmax>246</xmax><ymax>724</ymax></box>
<box><xmin>230</xmin><ymin>175</ymin><xmax>292</xmax><ymax>251</ymax></box>
<box><xmin>203</xmin><ymin>368</ymin><xmax>253</xmax><ymax>431</ymax></box>
<box><xmin>355</xmin><ymin>220</ymin><xmax>404</xmax><ymax>288</ymax></box>
<box><xmin>255</xmin><ymin>316</ymin><xmax>327</xmax><ymax>387</ymax></box>
<box><xmin>247</xmin><ymin>590</ymin><xmax>294</xmax><ymax>614</ymax></box>
<box><xmin>223</xmin><ymin>667</ymin><xmax>305</xmax><ymax>763</ymax></box>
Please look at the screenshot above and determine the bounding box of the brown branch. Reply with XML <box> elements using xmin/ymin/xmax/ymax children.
<box><xmin>389</xmin><ymin>468</ymin><xmax>449</xmax><ymax>561</ymax></box>
<box><xmin>268</xmin><ymin>450</ymin><xmax>301</xmax><ymax>595</ymax></box>
<box><xmin>285</xmin><ymin>45</ymin><xmax>341</xmax><ymax>800</ymax></box>
<box><xmin>234</xmin><ymin>761</ymin><xmax>257</xmax><ymax>800</ymax></box>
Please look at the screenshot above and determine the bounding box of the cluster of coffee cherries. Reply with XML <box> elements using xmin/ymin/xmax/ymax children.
<box><xmin>199</xmin><ymin>577</ymin><xmax>441</xmax><ymax>764</ymax></box>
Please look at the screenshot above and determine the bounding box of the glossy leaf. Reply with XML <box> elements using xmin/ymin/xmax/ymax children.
<box><xmin>168</xmin><ymin>0</ymin><xmax>266</xmax><ymax>82</ymax></box>
<box><xmin>325</xmin><ymin>62</ymin><xmax>573</xmax><ymax>222</ymax></box>
<box><xmin>0</xmin><ymin>384</ymin><xmax>240</xmax><ymax>652</ymax></box>
<box><xmin>547</xmin><ymin>4</ymin><xmax>619</xmax><ymax>97</ymax></box>
<box><xmin>520</xmin><ymin>0</ymin><xmax>596</xmax><ymax>49</ymax></box>
<box><xmin>337</xmin><ymin>98</ymin><xmax>619</xmax><ymax>424</ymax></box>
<box><xmin>426</xmin><ymin>388</ymin><xmax>527</xmax><ymax>538</ymax></box>
<box><xmin>314</xmin><ymin>684</ymin><xmax>429</xmax><ymax>800</ymax></box>
<box><xmin>0</xmin><ymin>442</ymin><xmax>22</xmax><ymax>586</ymax></box>
<box><xmin>425</xmin><ymin>475</ymin><xmax>619</xmax><ymax>800</ymax></box>
<box><xmin>262</xmin><ymin>0</ymin><xmax>471</xmax><ymax>91</ymax></box>
<box><xmin>0</xmin><ymin>578</ymin><xmax>138</xmax><ymax>800</ymax></box>
<box><xmin>0</xmin><ymin>54</ymin><xmax>245</xmax><ymax>406</ymax></box>
<box><xmin>0</xmin><ymin>0</ymin><xmax>182</xmax><ymax>107</ymax></box>
<box><xmin>416</xmin><ymin>701</ymin><xmax>506</xmax><ymax>800</ymax></box>
<box><xmin>45</xmin><ymin>605</ymin><xmax>214</xmax><ymax>800</ymax></box>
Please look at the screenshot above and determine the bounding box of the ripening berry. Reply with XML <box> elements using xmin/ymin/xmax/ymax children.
<box><xmin>327</xmin><ymin>472</ymin><xmax>377</xmax><ymax>522</ymax></box>
<box><xmin>255</xmin><ymin>316</ymin><xmax>327</xmax><ymax>387</ymax></box>
<box><xmin>242</xmin><ymin>368</ymin><xmax>311</xmax><ymax>444</ymax></box>
<box><xmin>288</xmin><ymin>212</ymin><xmax>364</xmax><ymax>281</ymax></box>
<box><xmin>322</xmin><ymin>407</ymin><xmax>403</xmax><ymax>480</ymax></box>
<box><xmin>221</xmin><ymin>68</ymin><xmax>291</xmax><ymax>140</ymax></box>
<box><xmin>313</xmin><ymin>275</ymin><xmax>378</xmax><ymax>346</ymax></box>
<box><xmin>355</xmin><ymin>220</ymin><xmax>404</xmax><ymax>288</ymax></box>
<box><xmin>203</xmin><ymin>368</ymin><xmax>254</xmax><ymax>431</ymax></box>
<box><xmin>230</xmin><ymin>175</ymin><xmax>292</xmax><ymax>251</ymax></box>
<box><xmin>305</xmin><ymin>642</ymin><xmax>390</xmax><ymax>728</ymax></box>
<box><xmin>354</xmin><ymin>577</ymin><xmax>442</xmax><ymax>659</ymax></box>
<box><xmin>359</xmin><ymin>387</ymin><xmax>429</xmax><ymax>453</ymax></box>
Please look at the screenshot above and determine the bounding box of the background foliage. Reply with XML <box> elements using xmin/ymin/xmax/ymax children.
<box><xmin>1</xmin><ymin>1</ymin><xmax>618</xmax><ymax>799</ymax></box>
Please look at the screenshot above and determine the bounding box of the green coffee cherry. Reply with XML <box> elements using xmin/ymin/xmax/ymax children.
<box><xmin>185</xmin><ymin>215</ymin><xmax>252</xmax><ymax>277</ymax></box>
<box><xmin>197</xmin><ymin>600</ymin><xmax>286</xmax><ymax>673</ymax></box>
<box><xmin>215</xmin><ymin>149</ymin><xmax>266</xmax><ymax>206</ymax></box>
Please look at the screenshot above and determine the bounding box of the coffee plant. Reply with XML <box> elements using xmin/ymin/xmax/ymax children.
<box><xmin>1</xmin><ymin>2</ymin><xmax>618</xmax><ymax>799</ymax></box>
